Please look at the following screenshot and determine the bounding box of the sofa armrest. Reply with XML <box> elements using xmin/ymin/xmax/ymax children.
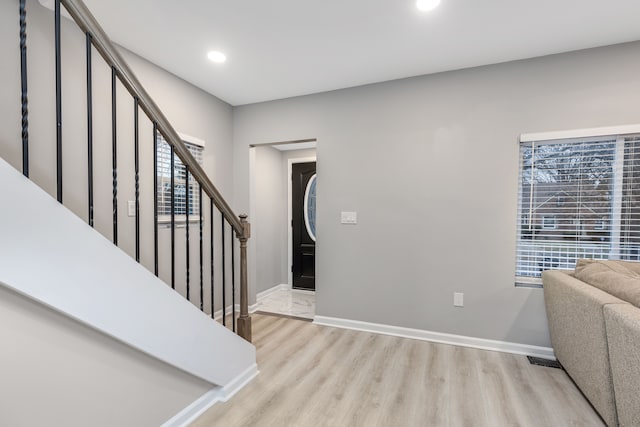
<box><xmin>542</xmin><ymin>270</ymin><xmax>625</xmax><ymax>427</ymax></box>
<box><xmin>604</xmin><ymin>304</ymin><xmax>640</xmax><ymax>427</ymax></box>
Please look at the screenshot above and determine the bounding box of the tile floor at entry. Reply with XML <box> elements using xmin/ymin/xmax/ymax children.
<box><xmin>255</xmin><ymin>287</ymin><xmax>315</xmax><ymax>320</ymax></box>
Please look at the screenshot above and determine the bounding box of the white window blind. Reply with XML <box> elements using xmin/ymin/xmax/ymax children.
<box><xmin>156</xmin><ymin>134</ymin><xmax>203</xmax><ymax>221</ymax></box>
<box><xmin>515</xmin><ymin>133</ymin><xmax>640</xmax><ymax>286</ymax></box>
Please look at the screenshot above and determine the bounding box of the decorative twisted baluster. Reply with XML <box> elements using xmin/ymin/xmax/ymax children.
<box><xmin>55</xmin><ymin>0</ymin><xmax>62</xmax><ymax>203</ymax></box>
<box><xmin>186</xmin><ymin>166</ymin><xmax>190</xmax><ymax>301</ymax></box>
<box><xmin>199</xmin><ymin>186</ymin><xmax>204</xmax><ymax>311</ymax></box>
<box><xmin>134</xmin><ymin>97</ymin><xmax>140</xmax><ymax>262</ymax></box>
<box><xmin>111</xmin><ymin>66</ymin><xmax>118</xmax><ymax>244</ymax></box>
<box><xmin>20</xmin><ymin>0</ymin><xmax>29</xmax><ymax>177</ymax></box>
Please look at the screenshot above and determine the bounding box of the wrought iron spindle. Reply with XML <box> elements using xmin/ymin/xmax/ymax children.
<box><xmin>111</xmin><ymin>66</ymin><xmax>118</xmax><ymax>244</ymax></box>
<box><xmin>153</xmin><ymin>123</ymin><xmax>159</xmax><ymax>276</ymax></box>
<box><xmin>199</xmin><ymin>186</ymin><xmax>204</xmax><ymax>311</ymax></box>
<box><xmin>170</xmin><ymin>145</ymin><xmax>175</xmax><ymax>289</ymax></box>
<box><xmin>19</xmin><ymin>0</ymin><xmax>28</xmax><ymax>178</ymax></box>
<box><xmin>186</xmin><ymin>165</ymin><xmax>190</xmax><ymax>301</ymax></box>
<box><xmin>134</xmin><ymin>97</ymin><xmax>140</xmax><ymax>262</ymax></box>
<box><xmin>86</xmin><ymin>32</ymin><xmax>94</xmax><ymax>227</ymax></box>
<box><xmin>55</xmin><ymin>0</ymin><xmax>62</xmax><ymax>203</ymax></box>
<box><xmin>221</xmin><ymin>215</ymin><xmax>226</xmax><ymax>326</ymax></box>
<box><xmin>210</xmin><ymin>198</ymin><xmax>215</xmax><ymax>319</ymax></box>
<box><xmin>232</xmin><ymin>226</ymin><xmax>236</xmax><ymax>332</ymax></box>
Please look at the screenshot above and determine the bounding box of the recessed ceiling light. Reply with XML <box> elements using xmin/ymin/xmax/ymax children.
<box><xmin>416</xmin><ymin>0</ymin><xmax>440</xmax><ymax>12</ymax></box>
<box><xmin>207</xmin><ymin>51</ymin><xmax>227</xmax><ymax>63</ymax></box>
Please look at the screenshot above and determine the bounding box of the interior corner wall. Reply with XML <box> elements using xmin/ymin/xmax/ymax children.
<box><xmin>253</xmin><ymin>146</ymin><xmax>287</xmax><ymax>293</ymax></box>
<box><xmin>233</xmin><ymin>41</ymin><xmax>640</xmax><ymax>347</ymax></box>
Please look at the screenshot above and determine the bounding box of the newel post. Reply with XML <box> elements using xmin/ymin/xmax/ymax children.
<box><xmin>236</xmin><ymin>214</ymin><xmax>252</xmax><ymax>342</ymax></box>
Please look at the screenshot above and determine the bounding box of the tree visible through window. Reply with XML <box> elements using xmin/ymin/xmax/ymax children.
<box><xmin>156</xmin><ymin>134</ymin><xmax>204</xmax><ymax>221</ymax></box>
<box><xmin>516</xmin><ymin>132</ymin><xmax>640</xmax><ymax>285</ymax></box>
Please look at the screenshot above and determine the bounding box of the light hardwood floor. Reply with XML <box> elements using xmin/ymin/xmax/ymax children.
<box><xmin>193</xmin><ymin>314</ymin><xmax>604</xmax><ymax>427</ymax></box>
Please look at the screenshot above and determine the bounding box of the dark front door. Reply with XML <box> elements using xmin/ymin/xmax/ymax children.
<box><xmin>292</xmin><ymin>162</ymin><xmax>316</xmax><ymax>290</ymax></box>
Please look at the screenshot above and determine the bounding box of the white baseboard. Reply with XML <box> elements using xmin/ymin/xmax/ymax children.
<box><xmin>161</xmin><ymin>364</ymin><xmax>259</xmax><ymax>427</ymax></box>
<box><xmin>291</xmin><ymin>288</ymin><xmax>315</xmax><ymax>296</ymax></box>
<box><xmin>160</xmin><ymin>388</ymin><xmax>220</xmax><ymax>427</ymax></box>
<box><xmin>218</xmin><ymin>363</ymin><xmax>259</xmax><ymax>401</ymax></box>
<box><xmin>213</xmin><ymin>302</ymin><xmax>259</xmax><ymax>321</ymax></box>
<box><xmin>256</xmin><ymin>284</ymin><xmax>290</xmax><ymax>301</ymax></box>
<box><xmin>313</xmin><ymin>316</ymin><xmax>555</xmax><ymax>360</ymax></box>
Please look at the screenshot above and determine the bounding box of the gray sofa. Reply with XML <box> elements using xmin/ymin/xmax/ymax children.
<box><xmin>542</xmin><ymin>260</ymin><xmax>640</xmax><ymax>427</ymax></box>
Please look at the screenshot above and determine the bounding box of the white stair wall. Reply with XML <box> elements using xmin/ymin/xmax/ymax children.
<box><xmin>0</xmin><ymin>157</ymin><xmax>256</xmax><ymax>387</ymax></box>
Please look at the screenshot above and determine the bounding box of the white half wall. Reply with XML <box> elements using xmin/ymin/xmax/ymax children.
<box><xmin>0</xmin><ymin>157</ymin><xmax>255</xmax><ymax>387</ymax></box>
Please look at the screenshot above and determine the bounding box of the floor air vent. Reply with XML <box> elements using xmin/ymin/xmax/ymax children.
<box><xmin>527</xmin><ymin>356</ymin><xmax>563</xmax><ymax>369</ymax></box>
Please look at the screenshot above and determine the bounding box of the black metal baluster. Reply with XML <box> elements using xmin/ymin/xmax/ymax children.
<box><xmin>19</xmin><ymin>0</ymin><xmax>28</xmax><ymax>178</ymax></box>
<box><xmin>86</xmin><ymin>32</ymin><xmax>94</xmax><ymax>227</ymax></box>
<box><xmin>221</xmin><ymin>216</ymin><xmax>226</xmax><ymax>326</ymax></box>
<box><xmin>134</xmin><ymin>97</ymin><xmax>140</xmax><ymax>262</ymax></box>
<box><xmin>111</xmin><ymin>66</ymin><xmax>118</xmax><ymax>244</ymax></box>
<box><xmin>153</xmin><ymin>123</ymin><xmax>158</xmax><ymax>276</ymax></box>
<box><xmin>55</xmin><ymin>0</ymin><xmax>62</xmax><ymax>203</ymax></box>
<box><xmin>199</xmin><ymin>186</ymin><xmax>204</xmax><ymax>311</ymax></box>
<box><xmin>231</xmin><ymin>227</ymin><xmax>236</xmax><ymax>332</ymax></box>
<box><xmin>210</xmin><ymin>199</ymin><xmax>215</xmax><ymax>319</ymax></box>
<box><xmin>170</xmin><ymin>145</ymin><xmax>175</xmax><ymax>289</ymax></box>
<box><xmin>186</xmin><ymin>166</ymin><xmax>190</xmax><ymax>301</ymax></box>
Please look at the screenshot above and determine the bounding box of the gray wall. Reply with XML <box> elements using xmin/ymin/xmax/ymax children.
<box><xmin>0</xmin><ymin>285</ymin><xmax>210</xmax><ymax>427</ymax></box>
<box><xmin>252</xmin><ymin>146</ymin><xmax>286</xmax><ymax>293</ymax></box>
<box><xmin>234</xmin><ymin>41</ymin><xmax>640</xmax><ymax>347</ymax></box>
<box><xmin>0</xmin><ymin>0</ymin><xmax>235</xmax><ymax>313</ymax></box>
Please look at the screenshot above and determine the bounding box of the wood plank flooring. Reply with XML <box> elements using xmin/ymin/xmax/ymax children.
<box><xmin>192</xmin><ymin>314</ymin><xmax>604</xmax><ymax>427</ymax></box>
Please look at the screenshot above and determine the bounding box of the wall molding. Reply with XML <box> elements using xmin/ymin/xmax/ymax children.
<box><xmin>161</xmin><ymin>364</ymin><xmax>259</xmax><ymax>427</ymax></box>
<box><xmin>313</xmin><ymin>316</ymin><xmax>555</xmax><ymax>360</ymax></box>
<box><xmin>218</xmin><ymin>363</ymin><xmax>259</xmax><ymax>402</ymax></box>
<box><xmin>256</xmin><ymin>284</ymin><xmax>289</xmax><ymax>301</ymax></box>
<box><xmin>213</xmin><ymin>302</ymin><xmax>260</xmax><ymax>321</ymax></box>
<box><xmin>160</xmin><ymin>388</ymin><xmax>219</xmax><ymax>427</ymax></box>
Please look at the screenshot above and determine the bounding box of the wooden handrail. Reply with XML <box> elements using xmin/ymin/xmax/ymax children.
<box><xmin>58</xmin><ymin>0</ymin><xmax>251</xmax><ymax>341</ymax></box>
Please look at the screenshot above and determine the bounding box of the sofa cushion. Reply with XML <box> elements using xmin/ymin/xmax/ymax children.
<box><xmin>574</xmin><ymin>259</ymin><xmax>640</xmax><ymax>308</ymax></box>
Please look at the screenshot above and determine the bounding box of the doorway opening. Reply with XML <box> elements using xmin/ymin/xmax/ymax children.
<box><xmin>249</xmin><ymin>139</ymin><xmax>317</xmax><ymax>320</ymax></box>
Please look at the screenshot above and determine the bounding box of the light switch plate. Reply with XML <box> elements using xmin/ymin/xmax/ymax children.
<box><xmin>128</xmin><ymin>200</ymin><xmax>136</xmax><ymax>217</ymax></box>
<box><xmin>454</xmin><ymin>292</ymin><xmax>464</xmax><ymax>307</ymax></box>
<box><xmin>341</xmin><ymin>211</ymin><xmax>357</xmax><ymax>224</ymax></box>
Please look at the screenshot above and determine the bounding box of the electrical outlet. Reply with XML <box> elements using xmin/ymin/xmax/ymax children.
<box><xmin>454</xmin><ymin>292</ymin><xmax>464</xmax><ymax>307</ymax></box>
<box><xmin>128</xmin><ymin>200</ymin><xmax>136</xmax><ymax>217</ymax></box>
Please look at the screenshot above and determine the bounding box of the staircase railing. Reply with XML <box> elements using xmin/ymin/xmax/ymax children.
<box><xmin>17</xmin><ymin>0</ymin><xmax>251</xmax><ymax>341</ymax></box>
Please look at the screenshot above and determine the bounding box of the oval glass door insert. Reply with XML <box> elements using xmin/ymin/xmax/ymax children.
<box><xmin>304</xmin><ymin>174</ymin><xmax>317</xmax><ymax>241</ymax></box>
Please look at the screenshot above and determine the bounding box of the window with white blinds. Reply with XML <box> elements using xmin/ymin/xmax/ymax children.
<box><xmin>515</xmin><ymin>131</ymin><xmax>640</xmax><ymax>286</ymax></box>
<box><xmin>156</xmin><ymin>134</ymin><xmax>203</xmax><ymax>222</ymax></box>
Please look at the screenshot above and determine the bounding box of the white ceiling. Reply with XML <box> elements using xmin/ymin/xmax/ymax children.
<box><xmin>77</xmin><ymin>0</ymin><xmax>640</xmax><ymax>106</ymax></box>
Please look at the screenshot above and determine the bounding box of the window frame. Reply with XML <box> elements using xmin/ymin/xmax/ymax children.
<box><xmin>541</xmin><ymin>215</ymin><xmax>557</xmax><ymax>230</ymax></box>
<box><xmin>156</xmin><ymin>132</ymin><xmax>206</xmax><ymax>225</ymax></box>
<box><xmin>515</xmin><ymin>124</ymin><xmax>640</xmax><ymax>287</ymax></box>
